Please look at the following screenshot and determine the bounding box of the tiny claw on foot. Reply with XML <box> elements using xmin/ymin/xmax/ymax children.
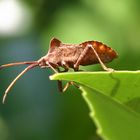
<box><xmin>105</xmin><ymin>68</ymin><xmax>115</xmax><ymax>72</ymax></box>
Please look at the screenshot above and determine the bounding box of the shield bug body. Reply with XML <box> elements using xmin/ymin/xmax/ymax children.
<box><xmin>0</xmin><ymin>38</ymin><xmax>118</xmax><ymax>103</ymax></box>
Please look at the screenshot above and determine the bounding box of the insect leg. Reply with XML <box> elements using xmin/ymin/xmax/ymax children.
<box><xmin>62</xmin><ymin>81</ymin><xmax>79</xmax><ymax>92</ymax></box>
<box><xmin>46</xmin><ymin>62</ymin><xmax>58</xmax><ymax>73</ymax></box>
<box><xmin>56</xmin><ymin>62</ymin><xmax>69</xmax><ymax>92</ymax></box>
<box><xmin>74</xmin><ymin>45</ymin><xmax>90</xmax><ymax>71</ymax></box>
<box><xmin>45</xmin><ymin>62</ymin><xmax>64</xmax><ymax>92</ymax></box>
<box><xmin>57</xmin><ymin>80</ymin><xmax>63</xmax><ymax>92</ymax></box>
<box><xmin>74</xmin><ymin>44</ymin><xmax>114</xmax><ymax>72</ymax></box>
<box><xmin>61</xmin><ymin>61</ymin><xmax>69</xmax><ymax>72</ymax></box>
<box><xmin>54</xmin><ymin>67</ymin><xmax>63</xmax><ymax>92</ymax></box>
<box><xmin>88</xmin><ymin>44</ymin><xmax>114</xmax><ymax>71</ymax></box>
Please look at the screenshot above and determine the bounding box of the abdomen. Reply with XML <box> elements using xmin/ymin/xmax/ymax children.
<box><xmin>79</xmin><ymin>41</ymin><xmax>118</xmax><ymax>66</ymax></box>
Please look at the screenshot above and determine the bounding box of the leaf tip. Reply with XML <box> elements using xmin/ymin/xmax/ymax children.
<box><xmin>49</xmin><ymin>75</ymin><xmax>54</xmax><ymax>80</ymax></box>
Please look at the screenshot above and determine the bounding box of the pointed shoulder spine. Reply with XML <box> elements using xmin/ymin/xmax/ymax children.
<box><xmin>49</xmin><ymin>38</ymin><xmax>62</xmax><ymax>53</ymax></box>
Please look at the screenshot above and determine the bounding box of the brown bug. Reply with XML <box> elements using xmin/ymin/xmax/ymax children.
<box><xmin>0</xmin><ymin>38</ymin><xmax>118</xmax><ymax>103</ymax></box>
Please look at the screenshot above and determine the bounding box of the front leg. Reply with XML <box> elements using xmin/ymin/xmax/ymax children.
<box><xmin>57</xmin><ymin>80</ymin><xmax>63</xmax><ymax>92</ymax></box>
<box><xmin>57</xmin><ymin>61</ymin><xmax>69</xmax><ymax>92</ymax></box>
<box><xmin>61</xmin><ymin>61</ymin><xmax>69</xmax><ymax>72</ymax></box>
<box><xmin>45</xmin><ymin>62</ymin><xmax>64</xmax><ymax>92</ymax></box>
<box><xmin>46</xmin><ymin>61</ymin><xmax>58</xmax><ymax>73</ymax></box>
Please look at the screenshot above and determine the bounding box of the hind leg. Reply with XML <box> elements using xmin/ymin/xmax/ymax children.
<box><xmin>74</xmin><ymin>44</ymin><xmax>114</xmax><ymax>72</ymax></box>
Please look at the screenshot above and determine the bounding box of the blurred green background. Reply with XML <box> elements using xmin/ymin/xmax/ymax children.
<box><xmin>0</xmin><ymin>0</ymin><xmax>140</xmax><ymax>140</ymax></box>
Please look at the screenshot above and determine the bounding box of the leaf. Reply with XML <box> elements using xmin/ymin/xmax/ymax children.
<box><xmin>50</xmin><ymin>71</ymin><xmax>140</xmax><ymax>140</ymax></box>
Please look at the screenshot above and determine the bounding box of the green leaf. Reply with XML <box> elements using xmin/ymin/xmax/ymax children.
<box><xmin>50</xmin><ymin>71</ymin><xmax>140</xmax><ymax>140</ymax></box>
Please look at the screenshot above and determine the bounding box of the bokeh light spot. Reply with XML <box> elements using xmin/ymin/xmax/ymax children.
<box><xmin>0</xmin><ymin>0</ymin><xmax>32</xmax><ymax>36</ymax></box>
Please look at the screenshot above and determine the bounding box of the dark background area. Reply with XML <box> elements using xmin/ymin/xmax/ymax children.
<box><xmin>0</xmin><ymin>0</ymin><xmax>140</xmax><ymax>140</ymax></box>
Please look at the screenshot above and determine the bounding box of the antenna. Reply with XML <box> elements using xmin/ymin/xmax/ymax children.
<box><xmin>2</xmin><ymin>62</ymin><xmax>38</xmax><ymax>104</ymax></box>
<box><xmin>0</xmin><ymin>61</ymin><xmax>37</xmax><ymax>69</ymax></box>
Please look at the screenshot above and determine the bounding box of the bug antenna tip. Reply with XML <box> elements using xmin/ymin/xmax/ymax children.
<box><xmin>2</xmin><ymin>92</ymin><xmax>7</xmax><ymax>104</ymax></box>
<box><xmin>2</xmin><ymin>97</ymin><xmax>5</xmax><ymax>104</ymax></box>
